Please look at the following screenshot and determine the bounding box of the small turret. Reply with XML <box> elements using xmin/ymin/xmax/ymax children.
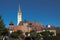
<box><xmin>9</xmin><ymin>21</ymin><xmax>14</xmax><ymax>34</ymax></box>
<box><xmin>9</xmin><ymin>21</ymin><xmax>14</xmax><ymax>25</ymax></box>
<box><xmin>9</xmin><ymin>21</ymin><xmax>14</xmax><ymax>30</ymax></box>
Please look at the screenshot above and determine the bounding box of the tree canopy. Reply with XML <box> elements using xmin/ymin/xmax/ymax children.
<box><xmin>0</xmin><ymin>16</ymin><xmax>6</xmax><ymax>36</ymax></box>
<box><xmin>0</xmin><ymin>16</ymin><xmax>5</xmax><ymax>31</ymax></box>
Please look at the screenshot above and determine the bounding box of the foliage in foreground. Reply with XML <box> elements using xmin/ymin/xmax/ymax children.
<box><xmin>0</xmin><ymin>16</ymin><xmax>60</xmax><ymax>40</ymax></box>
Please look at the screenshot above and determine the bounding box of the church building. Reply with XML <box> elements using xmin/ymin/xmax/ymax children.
<box><xmin>9</xmin><ymin>3</ymin><xmax>44</xmax><ymax>33</ymax></box>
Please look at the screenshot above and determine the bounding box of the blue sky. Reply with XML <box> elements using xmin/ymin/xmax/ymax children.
<box><xmin>0</xmin><ymin>0</ymin><xmax>60</xmax><ymax>27</ymax></box>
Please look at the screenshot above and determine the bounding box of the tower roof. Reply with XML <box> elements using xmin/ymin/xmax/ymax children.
<box><xmin>18</xmin><ymin>3</ymin><xmax>21</xmax><ymax>14</ymax></box>
<box><xmin>9</xmin><ymin>21</ymin><xmax>14</xmax><ymax>25</ymax></box>
<box><xmin>17</xmin><ymin>3</ymin><xmax>22</xmax><ymax>25</ymax></box>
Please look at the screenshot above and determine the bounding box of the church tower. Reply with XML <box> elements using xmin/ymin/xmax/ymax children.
<box><xmin>17</xmin><ymin>4</ymin><xmax>22</xmax><ymax>25</ymax></box>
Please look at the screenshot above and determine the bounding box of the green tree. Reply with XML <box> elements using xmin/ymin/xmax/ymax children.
<box><xmin>30</xmin><ymin>30</ymin><xmax>37</xmax><ymax>40</ymax></box>
<box><xmin>10</xmin><ymin>31</ymin><xmax>19</xmax><ymax>38</ymax></box>
<box><xmin>17</xmin><ymin>30</ymin><xmax>23</xmax><ymax>35</ymax></box>
<box><xmin>0</xmin><ymin>16</ymin><xmax>6</xmax><ymax>36</ymax></box>
<box><xmin>36</xmin><ymin>33</ymin><xmax>41</xmax><ymax>40</ymax></box>
<box><xmin>2</xmin><ymin>29</ymin><xmax>9</xmax><ymax>36</ymax></box>
<box><xmin>25</xmin><ymin>32</ymin><xmax>29</xmax><ymax>37</ymax></box>
<box><xmin>17</xmin><ymin>30</ymin><xmax>24</xmax><ymax>39</ymax></box>
<box><xmin>0</xmin><ymin>16</ymin><xmax>9</xmax><ymax>40</ymax></box>
<box><xmin>30</xmin><ymin>30</ymin><xmax>42</xmax><ymax>40</ymax></box>
<box><xmin>40</xmin><ymin>31</ymin><xmax>54</xmax><ymax>40</ymax></box>
<box><xmin>10</xmin><ymin>30</ymin><xmax>24</xmax><ymax>40</ymax></box>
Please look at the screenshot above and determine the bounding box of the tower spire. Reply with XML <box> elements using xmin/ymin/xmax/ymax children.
<box><xmin>18</xmin><ymin>3</ymin><xmax>21</xmax><ymax>13</ymax></box>
<box><xmin>17</xmin><ymin>3</ymin><xmax>22</xmax><ymax>25</ymax></box>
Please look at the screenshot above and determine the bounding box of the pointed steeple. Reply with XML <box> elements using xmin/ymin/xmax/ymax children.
<box><xmin>17</xmin><ymin>3</ymin><xmax>22</xmax><ymax>25</ymax></box>
<box><xmin>18</xmin><ymin>3</ymin><xmax>21</xmax><ymax>14</ymax></box>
